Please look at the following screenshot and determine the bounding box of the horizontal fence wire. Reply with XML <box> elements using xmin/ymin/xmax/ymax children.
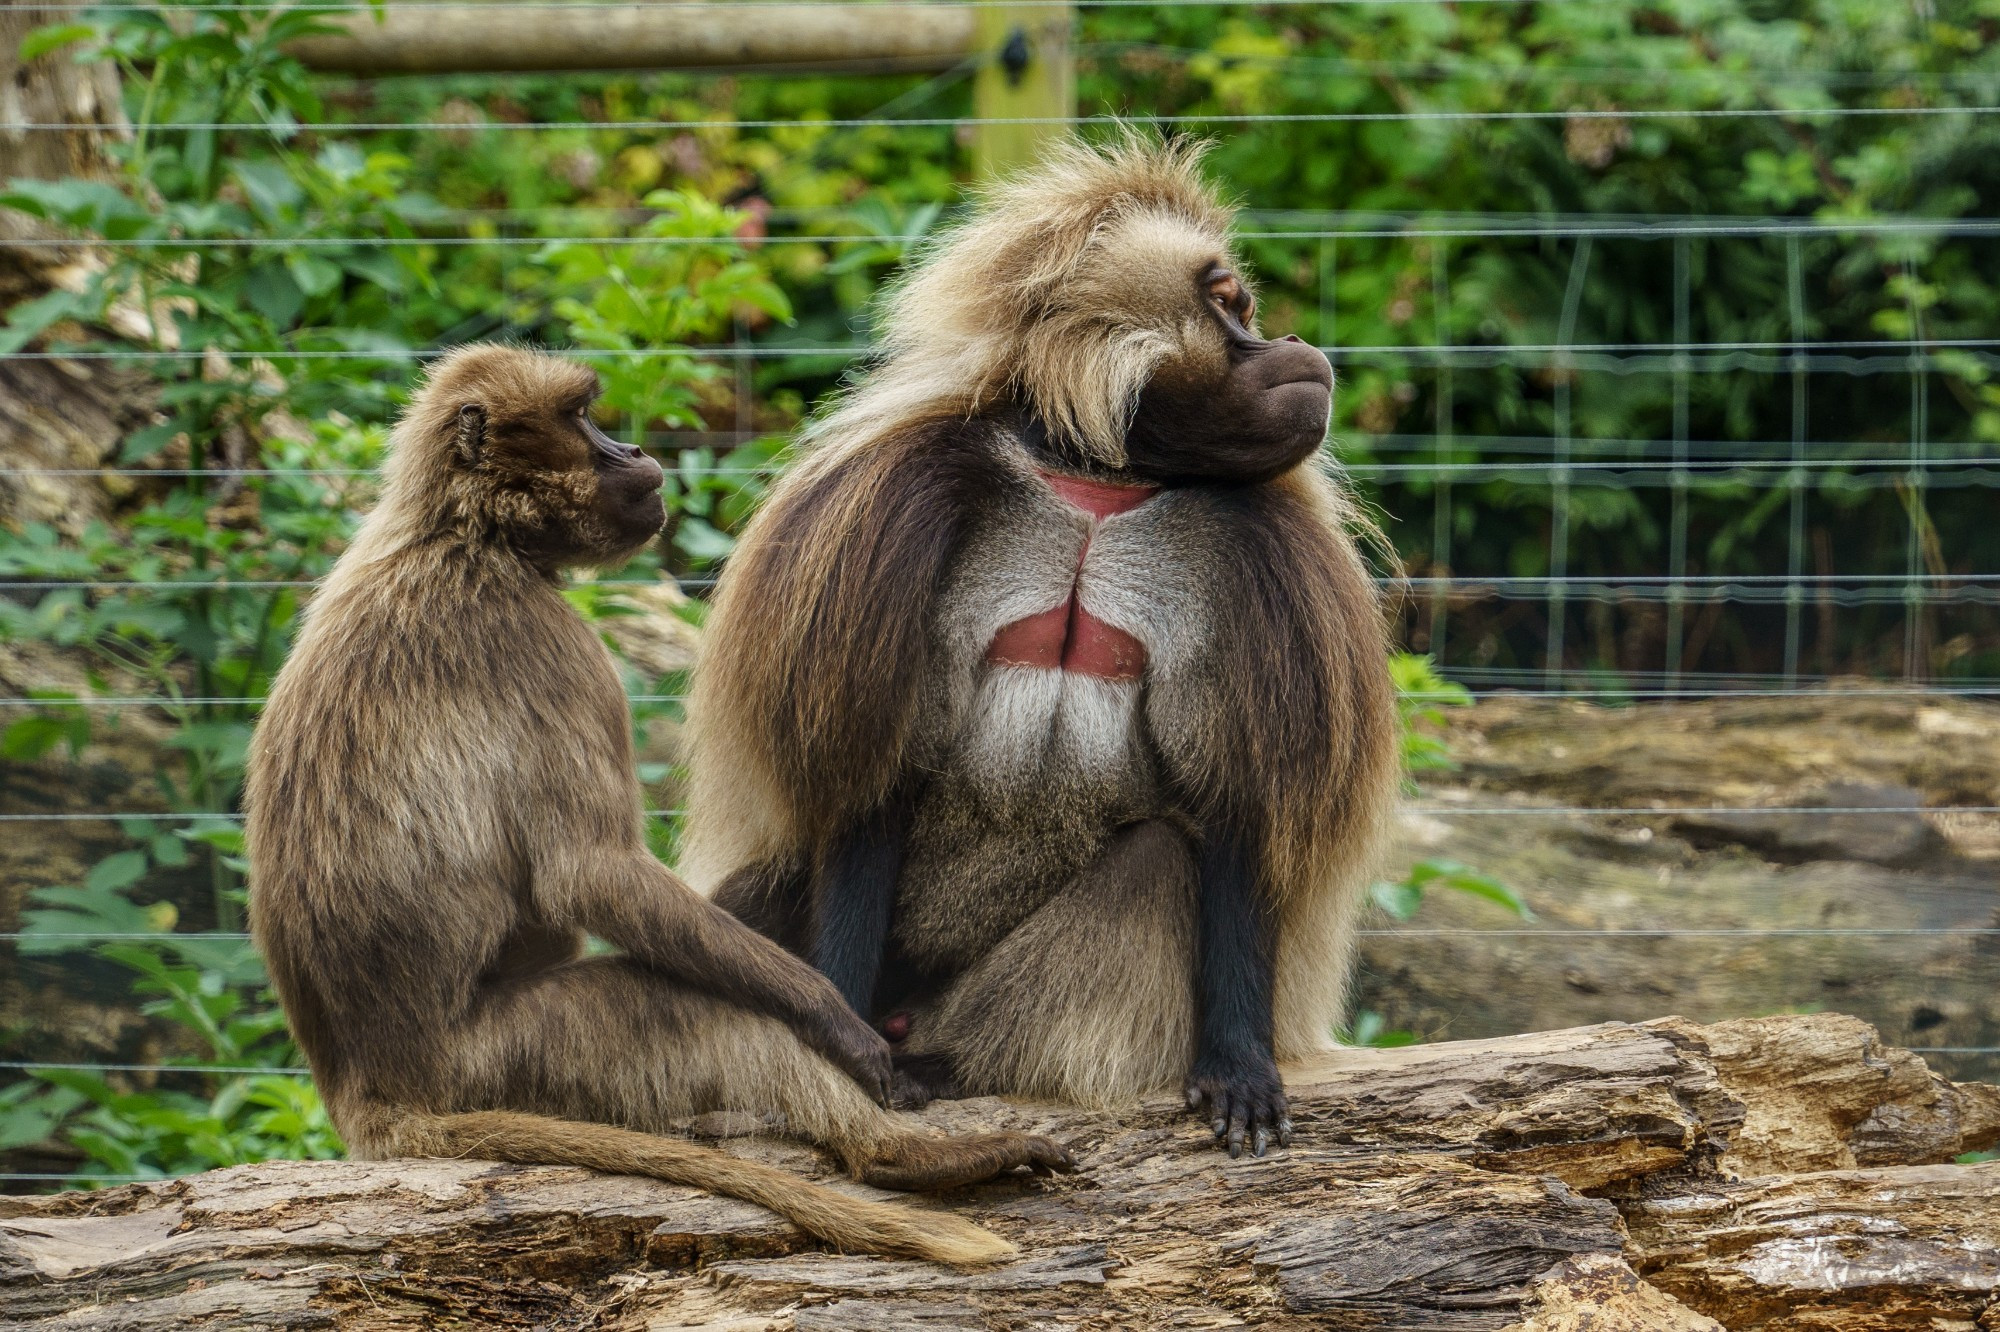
<box><xmin>5</xmin><ymin>574</ymin><xmax>1998</xmax><ymax>604</ymax></box>
<box><xmin>3</xmin><ymin>806</ymin><xmax>1995</xmax><ymax>823</ymax></box>
<box><xmin>10</xmin><ymin>918</ymin><xmax>2000</xmax><ymax>943</ymax></box>
<box><xmin>9</xmin><ymin>338</ymin><xmax>2000</xmax><ymax>358</ymax></box>
<box><xmin>0</xmin><ymin>0</ymin><xmax>1667</xmax><ymax>10</ymax></box>
<box><xmin>6</xmin><ymin>347</ymin><xmax>1998</xmax><ymax>379</ymax></box>
<box><xmin>12</xmin><ymin>105</ymin><xmax>1998</xmax><ymax>134</ymax></box>
<box><xmin>2</xmin><ymin>463</ymin><xmax>1998</xmax><ymax>485</ymax></box>
<box><xmin>14</xmin><ymin>218</ymin><xmax>2000</xmax><ymax>247</ymax></box>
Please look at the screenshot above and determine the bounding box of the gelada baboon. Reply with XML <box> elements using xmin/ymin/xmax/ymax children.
<box><xmin>681</xmin><ymin>136</ymin><xmax>1400</xmax><ymax>1158</ymax></box>
<box><xmin>246</xmin><ymin>345</ymin><xmax>1070</xmax><ymax>1266</ymax></box>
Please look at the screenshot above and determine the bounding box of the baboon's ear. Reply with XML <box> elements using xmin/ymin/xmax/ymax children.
<box><xmin>455</xmin><ymin>403</ymin><xmax>486</xmax><ymax>466</ymax></box>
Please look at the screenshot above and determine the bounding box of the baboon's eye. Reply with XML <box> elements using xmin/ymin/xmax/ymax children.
<box><xmin>1207</xmin><ymin>268</ymin><xmax>1254</xmax><ymax>328</ymax></box>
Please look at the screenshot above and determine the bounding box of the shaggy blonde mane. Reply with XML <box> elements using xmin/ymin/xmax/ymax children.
<box><xmin>810</xmin><ymin>134</ymin><xmax>1237</xmax><ymax>468</ymax></box>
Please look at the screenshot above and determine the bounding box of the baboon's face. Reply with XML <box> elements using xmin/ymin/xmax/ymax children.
<box><xmin>561</xmin><ymin>395</ymin><xmax>670</xmax><ymax>554</ymax></box>
<box><xmin>1122</xmin><ymin>258</ymin><xmax>1333</xmax><ymax>486</ymax></box>
<box><xmin>458</xmin><ymin>369</ymin><xmax>667</xmax><ymax>565</ymax></box>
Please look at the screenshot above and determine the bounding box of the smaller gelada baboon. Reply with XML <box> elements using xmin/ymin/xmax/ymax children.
<box><xmin>246</xmin><ymin>345</ymin><xmax>1070</xmax><ymax>1266</ymax></box>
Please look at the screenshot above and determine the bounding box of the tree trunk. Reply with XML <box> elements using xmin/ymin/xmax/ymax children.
<box><xmin>2</xmin><ymin>1013</ymin><xmax>1995</xmax><ymax>1329</ymax></box>
<box><xmin>0</xmin><ymin>0</ymin><xmax>123</xmax><ymax>186</ymax></box>
<box><xmin>0</xmin><ymin>0</ymin><xmax>150</xmax><ymax>538</ymax></box>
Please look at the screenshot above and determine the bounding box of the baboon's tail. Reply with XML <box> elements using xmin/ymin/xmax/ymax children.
<box><xmin>377</xmin><ymin>1108</ymin><xmax>1016</xmax><ymax>1266</ymax></box>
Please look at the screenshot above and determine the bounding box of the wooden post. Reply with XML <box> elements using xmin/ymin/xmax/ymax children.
<box><xmin>970</xmin><ymin>3</ymin><xmax>1075</xmax><ymax>179</ymax></box>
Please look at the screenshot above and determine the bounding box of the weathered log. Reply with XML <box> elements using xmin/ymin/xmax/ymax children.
<box><xmin>1</xmin><ymin>1013</ymin><xmax>1995</xmax><ymax>1329</ymax></box>
<box><xmin>283</xmin><ymin>3</ymin><xmax>978</xmax><ymax>76</ymax></box>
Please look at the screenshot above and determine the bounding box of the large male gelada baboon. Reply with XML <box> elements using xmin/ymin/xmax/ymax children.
<box><xmin>246</xmin><ymin>346</ymin><xmax>1069</xmax><ymax>1266</ymax></box>
<box><xmin>681</xmin><ymin>138</ymin><xmax>1400</xmax><ymax>1158</ymax></box>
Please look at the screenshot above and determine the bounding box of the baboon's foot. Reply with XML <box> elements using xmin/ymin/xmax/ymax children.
<box><xmin>889</xmin><ymin>1050</ymin><xmax>961</xmax><ymax>1109</ymax></box>
<box><xmin>855</xmin><ymin>1131</ymin><xmax>1076</xmax><ymax>1191</ymax></box>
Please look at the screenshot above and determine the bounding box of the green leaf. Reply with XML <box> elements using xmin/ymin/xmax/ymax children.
<box><xmin>19</xmin><ymin>22</ymin><xmax>95</xmax><ymax>61</ymax></box>
<box><xmin>85</xmin><ymin>851</ymin><xmax>149</xmax><ymax>894</ymax></box>
<box><xmin>230</xmin><ymin>161</ymin><xmax>303</xmax><ymax>222</ymax></box>
<box><xmin>1369</xmin><ymin>878</ymin><xmax>1423</xmax><ymax>921</ymax></box>
<box><xmin>243</xmin><ymin>264</ymin><xmax>304</xmax><ymax>328</ymax></box>
<box><xmin>1432</xmin><ymin>870</ymin><xmax>1534</xmax><ymax>920</ymax></box>
<box><xmin>119</xmin><ymin>421</ymin><xmax>185</xmax><ymax>464</ymax></box>
<box><xmin>0</xmin><ymin>289</ymin><xmax>84</xmax><ymax>355</ymax></box>
<box><xmin>183</xmin><ymin>125</ymin><xmax>216</xmax><ymax>195</ymax></box>
<box><xmin>0</xmin><ymin>178</ymin><xmax>141</xmax><ymax>229</ymax></box>
<box><xmin>340</xmin><ymin>249</ymin><xmax>406</xmax><ymax>292</ymax></box>
<box><xmin>182</xmin><ymin>824</ymin><xmax>247</xmax><ymax>857</ymax></box>
<box><xmin>673</xmin><ymin>517</ymin><xmax>736</xmax><ymax>562</ymax></box>
<box><xmin>1</xmin><ymin>713</ymin><xmax>88</xmax><ymax>761</ymax></box>
<box><xmin>286</xmin><ymin>254</ymin><xmax>343</xmax><ymax>299</ymax></box>
<box><xmin>18</xmin><ymin>884</ymin><xmax>175</xmax><ymax>954</ymax></box>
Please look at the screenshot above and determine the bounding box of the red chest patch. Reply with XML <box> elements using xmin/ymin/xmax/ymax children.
<box><xmin>984</xmin><ymin>471</ymin><xmax>1157</xmax><ymax>682</ymax></box>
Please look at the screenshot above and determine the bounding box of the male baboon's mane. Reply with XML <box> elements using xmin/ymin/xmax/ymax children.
<box><xmin>810</xmin><ymin>134</ymin><xmax>1237</xmax><ymax>467</ymax></box>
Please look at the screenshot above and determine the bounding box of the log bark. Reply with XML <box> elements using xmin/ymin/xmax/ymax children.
<box><xmin>0</xmin><ymin>0</ymin><xmax>153</xmax><ymax>539</ymax></box>
<box><xmin>284</xmin><ymin>4</ymin><xmax>978</xmax><ymax>76</ymax></box>
<box><xmin>2</xmin><ymin>1013</ymin><xmax>1996</xmax><ymax>1329</ymax></box>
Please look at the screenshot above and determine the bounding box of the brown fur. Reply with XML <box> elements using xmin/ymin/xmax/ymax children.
<box><xmin>246</xmin><ymin>345</ymin><xmax>1069</xmax><ymax>1267</ymax></box>
<box><xmin>682</xmin><ymin>139</ymin><xmax>1399</xmax><ymax>1075</ymax></box>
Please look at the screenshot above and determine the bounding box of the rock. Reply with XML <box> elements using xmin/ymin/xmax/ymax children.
<box><xmin>1361</xmin><ymin>693</ymin><xmax>2000</xmax><ymax>1082</ymax></box>
<box><xmin>599</xmin><ymin>579</ymin><xmax>702</xmax><ymax>680</ymax></box>
<box><xmin>1671</xmin><ymin>781</ymin><xmax>1947</xmax><ymax>868</ymax></box>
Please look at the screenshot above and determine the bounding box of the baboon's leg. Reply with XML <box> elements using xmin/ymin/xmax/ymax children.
<box><xmin>917</xmin><ymin>820</ymin><xmax>1200</xmax><ymax>1106</ymax></box>
<box><xmin>406</xmin><ymin>956</ymin><xmax>1068</xmax><ymax>1189</ymax></box>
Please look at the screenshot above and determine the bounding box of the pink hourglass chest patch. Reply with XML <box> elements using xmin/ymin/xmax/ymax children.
<box><xmin>983</xmin><ymin>471</ymin><xmax>1159</xmax><ymax>681</ymax></box>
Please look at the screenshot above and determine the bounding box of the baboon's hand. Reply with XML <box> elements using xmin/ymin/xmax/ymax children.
<box><xmin>1184</xmin><ymin>1051</ymin><xmax>1291</xmax><ymax>1159</ymax></box>
<box><xmin>807</xmin><ymin>1003</ymin><xmax>894</xmax><ymax>1106</ymax></box>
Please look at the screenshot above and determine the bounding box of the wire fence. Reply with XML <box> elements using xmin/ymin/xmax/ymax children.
<box><xmin>3</xmin><ymin>3</ymin><xmax>1999</xmax><ymax>1184</ymax></box>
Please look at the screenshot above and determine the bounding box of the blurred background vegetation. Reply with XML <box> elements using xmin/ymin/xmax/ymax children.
<box><xmin>2</xmin><ymin>0</ymin><xmax>1997</xmax><ymax>1185</ymax></box>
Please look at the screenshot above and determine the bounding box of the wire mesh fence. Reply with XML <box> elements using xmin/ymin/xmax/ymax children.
<box><xmin>2</xmin><ymin>0</ymin><xmax>1998</xmax><ymax>1184</ymax></box>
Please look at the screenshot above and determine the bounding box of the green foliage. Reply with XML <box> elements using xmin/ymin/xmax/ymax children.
<box><xmin>1389</xmin><ymin>652</ymin><xmax>1472</xmax><ymax>778</ymax></box>
<box><xmin>1370</xmin><ymin>858</ymin><xmax>1533</xmax><ymax>923</ymax></box>
<box><xmin>1086</xmin><ymin>0</ymin><xmax>2000</xmax><ymax>678</ymax></box>
<box><xmin>1337</xmin><ymin>1010</ymin><xmax>1421</xmax><ymax>1049</ymax></box>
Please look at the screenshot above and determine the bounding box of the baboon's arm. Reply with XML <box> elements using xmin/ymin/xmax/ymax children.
<box><xmin>811</xmin><ymin>793</ymin><xmax>917</xmax><ymax>1017</ymax></box>
<box><xmin>1183</xmin><ymin>826</ymin><xmax>1287</xmax><ymax>1159</ymax></box>
<box><xmin>547</xmin><ymin>848</ymin><xmax>893</xmax><ymax>1104</ymax></box>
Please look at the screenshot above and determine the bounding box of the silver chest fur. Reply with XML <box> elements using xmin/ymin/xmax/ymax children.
<box><xmin>893</xmin><ymin>447</ymin><xmax>1217</xmax><ymax>973</ymax></box>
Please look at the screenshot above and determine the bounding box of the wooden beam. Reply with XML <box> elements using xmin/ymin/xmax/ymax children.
<box><xmin>970</xmin><ymin>2</ymin><xmax>1074</xmax><ymax>177</ymax></box>
<box><xmin>284</xmin><ymin>3</ymin><xmax>978</xmax><ymax>76</ymax></box>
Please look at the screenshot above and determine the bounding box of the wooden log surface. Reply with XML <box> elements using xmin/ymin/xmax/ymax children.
<box><xmin>2</xmin><ymin>1013</ymin><xmax>1996</xmax><ymax>1329</ymax></box>
<box><xmin>283</xmin><ymin>4</ymin><xmax>978</xmax><ymax>76</ymax></box>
